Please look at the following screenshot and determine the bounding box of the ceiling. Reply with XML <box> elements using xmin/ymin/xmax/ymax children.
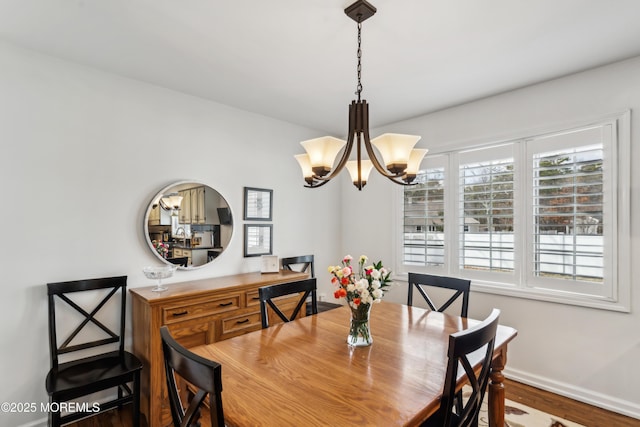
<box><xmin>2</xmin><ymin>0</ymin><xmax>640</xmax><ymax>136</ymax></box>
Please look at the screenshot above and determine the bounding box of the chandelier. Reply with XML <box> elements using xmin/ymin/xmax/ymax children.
<box><xmin>294</xmin><ymin>0</ymin><xmax>427</xmax><ymax>190</ymax></box>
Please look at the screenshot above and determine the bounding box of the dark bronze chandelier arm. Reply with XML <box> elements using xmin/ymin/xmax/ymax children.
<box><xmin>304</xmin><ymin>179</ymin><xmax>331</xmax><ymax>188</ymax></box>
<box><xmin>360</xmin><ymin>103</ymin><xmax>410</xmax><ymax>184</ymax></box>
<box><xmin>310</xmin><ymin>102</ymin><xmax>357</xmax><ymax>183</ymax></box>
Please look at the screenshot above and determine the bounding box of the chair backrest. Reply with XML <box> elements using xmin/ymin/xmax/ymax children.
<box><xmin>440</xmin><ymin>309</ymin><xmax>500</xmax><ymax>427</ymax></box>
<box><xmin>47</xmin><ymin>276</ymin><xmax>128</xmax><ymax>370</ymax></box>
<box><xmin>167</xmin><ymin>257</ymin><xmax>189</xmax><ymax>267</ymax></box>
<box><xmin>259</xmin><ymin>278</ymin><xmax>317</xmax><ymax>328</ymax></box>
<box><xmin>407</xmin><ymin>273</ymin><xmax>471</xmax><ymax>317</ymax></box>
<box><xmin>281</xmin><ymin>255</ymin><xmax>315</xmax><ymax>277</ymax></box>
<box><xmin>160</xmin><ymin>326</ymin><xmax>225</xmax><ymax>427</ymax></box>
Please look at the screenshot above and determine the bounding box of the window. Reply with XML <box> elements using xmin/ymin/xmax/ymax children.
<box><xmin>403</xmin><ymin>155</ymin><xmax>446</xmax><ymax>267</ymax></box>
<box><xmin>459</xmin><ymin>145</ymin><xmax>515</xmax><ymax>276</ymax></box>
<box><xmin>397</xmin><ymin>114</ymin><xmax>630</xmax><ymax>311</ymax></box>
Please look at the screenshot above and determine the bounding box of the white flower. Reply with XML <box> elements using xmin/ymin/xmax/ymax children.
<box><xmin>355</xmin><ymin>278</ymin><xmax>368</xmax><ymax>290</ymax></box>
<box><xmin>372</xmin><ymin>289</ymin><xmax>383</xmax><ymax>299</ymax></box>
<box><xmin>370</xmin><ymin>269</ymin><xmax>381</xmax><ymax>279</ymax></box>
<box><xmin>347</xmin><ymin>284</ymin><xmax>356</xmax><ymax>292</ymax></box>
<box><xmin>360</xmin><ymin>289</ymin><xmax>370</xmax><ymax>300</ymax></box>
<box><xmin>371</xmin><ymin>280</ymin><xmax>381</xmax><ymax>289</ymax></box>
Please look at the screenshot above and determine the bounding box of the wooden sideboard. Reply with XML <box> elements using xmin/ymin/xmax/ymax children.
<box><xmin>130</xmin><ymin>270</ymin><xmax>309</xmax><ymax>427</ymax></box>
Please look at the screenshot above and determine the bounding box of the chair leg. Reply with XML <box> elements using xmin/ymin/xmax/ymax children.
<box><xmin>49</xmin><ymin>397</ymin><xmax>60</xmax><ymax>427</ymax></box>
<box><xmin>132</xmin><ymin>372</ymin><xmax>141</xmax><ymax>427</ymax></box>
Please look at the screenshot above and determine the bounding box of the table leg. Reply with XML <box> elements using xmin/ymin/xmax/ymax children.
<box><xmin>488</xmin><ymin>348</ymin><xmax>507</xmax><ymax>427</ymax></box>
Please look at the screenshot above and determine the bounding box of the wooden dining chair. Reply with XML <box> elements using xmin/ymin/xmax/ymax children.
<box><xmin>408</xmin><ymin>273</ymin><xmax>471</xmax><ymax>317</ymax></box>
<box><xmin>422</xmin><ymin>309</ymin><xmax>500</xmax><ymax>427</ymax></box>
<box><xmin>281</xmin><ymin>254</ymin><xmax>315</xmax><ymax>277</ymax></box>
<box><xmin>160</xmin><ymin>326</ymin><xmax>225</xmax><ymax>427</ymax></box>
<box><xmin>259</xmin><ymin>278</ymin><xmax>318</xmax><ymax>328</ymax></box>
<box><xmin>46</xmin><ymin>276</ymin><xmax>142</xmax><ymax>427</ymax></box>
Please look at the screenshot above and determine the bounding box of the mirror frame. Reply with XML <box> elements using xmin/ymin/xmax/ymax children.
<box><xmin>143</xmin><ymin>181</ymin><xmax>234</xmax><ymax>269</ymax></box>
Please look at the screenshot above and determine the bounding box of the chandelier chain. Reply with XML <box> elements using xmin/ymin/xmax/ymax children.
<box><xmin>356</xmin><ymin>20</ymin><xmax>363</xmax><ymax>101</ymax></box>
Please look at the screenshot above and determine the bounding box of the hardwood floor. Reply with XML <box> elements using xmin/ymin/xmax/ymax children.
<box><xmin>504</xmin><ymin>379</ymin><xmax>639</xmax><ymax>427</ymax></box>
<box><xmin>70</xmin><ymin>378</ymin><xmax>639</xmax><ymax>427</ymax></box>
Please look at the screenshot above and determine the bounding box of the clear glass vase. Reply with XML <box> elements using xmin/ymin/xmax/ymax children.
<box><xmin>347</xmin><ymin>303</ymin><xmax>373</xmax><ymax>346</ymax></box>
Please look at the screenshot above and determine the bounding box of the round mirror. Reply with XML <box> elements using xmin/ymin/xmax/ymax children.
<box><xmin>144</xmin><ymin>181</ymin><xmax>234</xmax><ymax>269</ymax></box>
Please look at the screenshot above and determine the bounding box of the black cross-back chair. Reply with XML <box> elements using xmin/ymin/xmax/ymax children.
<box><xmin>281</xmin><ymin>255</ymin><xmax>315</xmax><ymax>277</ymax></box>
<box><xmin>167</xmin><ymin>257</ymin><xmax>189</xmax><ymax>267</ymax></box>
<box><xmin>408</xmin><ymin>273</ymin><xmax>471</xmax><ymax>317</ymax></box>
<box><xmin>259</xmin><ymin>278</ymin><xmax>318</xmax><ymax>329</ymax></box>
<box><xmin>160</xmin><ymin>326</ymin><xmax>225</xmax><ymax>427</ymax></box>
<box><xmin>46</xmin><ymin>276</ymin><xmax>142</xmax><ymax>427</ymax></box>
<box><xmin>422</xmin><ymin>309</ymin><xmax>500</xmax><ymax>427</ymax></box>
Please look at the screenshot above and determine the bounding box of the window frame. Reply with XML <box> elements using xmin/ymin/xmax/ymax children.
<box><xmin>394</xmin><ymin>112</ymin><xmax>631</xmax><ymax>312</ymax></box>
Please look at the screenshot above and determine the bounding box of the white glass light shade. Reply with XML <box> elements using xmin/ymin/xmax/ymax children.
<box><xmin>370</xmin><ymin>133</ymin><xmax>421</xmax><ymax>172</ymax></box>
<box><xmin>294</xmin><ymin>154</ymin><xmax>314</xmax><ymax>179</ymax></box>
<box><xmin>346</xmin><ymin>159</ymin><xmax>374</xmax><ymax>184</ymax></box>
<box><xmin>405</xmin><ymin>149</ymin><xmax>429</xmax><ymax>176</ymax></box>
<box><xmin>161</xmin><ymin>193</ymin><xmax>183</xmax><ymax>210</ymax></box>
<box><xmin>300</xmin><ymin>136</ymin><xmax>346</xmax><ymax>174</ymax></box>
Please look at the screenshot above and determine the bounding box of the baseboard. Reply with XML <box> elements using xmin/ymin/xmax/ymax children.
<box><xmin>505</xmin><ymin>367</ymin><xmax>640</xmax><ymax>420</ymax></box>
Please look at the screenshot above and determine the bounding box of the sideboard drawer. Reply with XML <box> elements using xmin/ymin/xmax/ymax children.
<box><xmin>245</xmin><ymin>289</ymin><xmax>261</xmax><ymax>307</ymax></box>
<box><xmin>166</xmin><ymin>317</ymin><xmax>216</xmax><ymax>348</ymax></box>
<box><xmin>219</xmin><ymin>310</ymin><xmax>262</xmax><ymax>340</ymax></box>
<box><xmin>163</xmin><ymin>294</ymin><xmax>241</xmax><ymax>324</ymax></box>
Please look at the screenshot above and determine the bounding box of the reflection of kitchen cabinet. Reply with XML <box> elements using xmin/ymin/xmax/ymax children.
<box><xmin>172</xmin><ymin>248</ymin><xmax>191</xmax><ymax>266</ymax></box>
<box><xmin>191</xmin><ymin>186</ymin><xmax>219</xmax><ymax>224</ymax></box>
<box><xmin>178</xmin><ymin>190</ymin><xmax>192</xmax><ymax>224</ymax></box>
<box><xmin>130</xmin><ymin>270</ymin><xmax>309</xmax><ymax>427</ymax></box>
<box><xmin>172</xmin><ymin>248</ymin><xmax>211</xmax><ymax>267</ymax></box>
<box><xmin>148</xmin><ymin>204</ymin><xmax>171</xmax><ymax>226</ymax></box>
<box><xmin>179</xmin><ymin>186</ymin><xmax>220</xmax><ymax>225</ymax></box>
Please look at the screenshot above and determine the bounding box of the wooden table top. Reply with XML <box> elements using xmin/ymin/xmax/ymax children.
<box><xmin>130</xmin><ymin>270</ymin><xmax>308</xmax><ymax>303</ymax></box>
<box><xmin>191</xmin><ymin>302</ymin><xmax>517</xmax><ymax>427</ymax></box>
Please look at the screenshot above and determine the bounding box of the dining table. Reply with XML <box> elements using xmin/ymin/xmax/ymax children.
<box><xmin>190</xmin><ymin>302</ymin><xmax>518</xmax><ymax>427</ymax></box>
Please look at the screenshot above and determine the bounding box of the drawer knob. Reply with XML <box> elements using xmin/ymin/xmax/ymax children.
<box><xmin>236</xmin><ymin>319</ymin><xmax>250</xmax><ymax>324</ymax></box>
<box><xmin>172</xmin><ymin>311</ymin><xmax>188</xmax><ymax>317</ymax></box>
<box><xmin>219</xmin><ymin>302</ymin><xmax>233</xmax><ymax>307</ymax></box>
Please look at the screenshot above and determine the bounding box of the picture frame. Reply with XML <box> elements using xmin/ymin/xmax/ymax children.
<box><xmin>244</xmin><ymin>224</ymin><xmax>273</xmax><ymax>257</ymax></box>
<box><xmin>243</xmin><ymin>187</ymin><xmax>273</xmax><ymax>221</ymax></box>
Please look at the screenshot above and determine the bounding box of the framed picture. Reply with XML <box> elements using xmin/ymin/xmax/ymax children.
<box><xmin>244</xmin><ymin>224</ymin><xmax>273</xmax><ymax>257</ymax></box>
<box><xmin>244</xmin><ymin>187</ymin><xmax>273</xmax><ymax>221</ymax></box>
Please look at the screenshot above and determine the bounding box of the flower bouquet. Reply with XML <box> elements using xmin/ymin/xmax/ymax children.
<box><xmin>328</xmin><ymin>255</ymin><xmax>392</xmax><ymax>346</ymax></box>
<box><xmin>152</xmin><ymin>240</ymin><xmax>169</xmax><ymax>258</ymax></box>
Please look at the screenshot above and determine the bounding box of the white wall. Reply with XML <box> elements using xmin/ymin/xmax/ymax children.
<box><xmin>0</xmin><ymin>41</ymin><xmax>342</xmax><ymax>426</ymax></box>
<box><xmin>341</xmin><ymin>56</ymin><xmax>640</xmax><ymax>418</ymax></box>
<box><xmin>4</xmin><ymin>35</ymin><xmax>639</xmax><ymax>426</ymax></box>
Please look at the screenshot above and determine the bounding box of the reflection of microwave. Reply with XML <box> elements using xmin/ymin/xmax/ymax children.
<box><xmin>218</xmin><ymin>207</ymin><xmax>232</xmax><ymax>225</ymax></box>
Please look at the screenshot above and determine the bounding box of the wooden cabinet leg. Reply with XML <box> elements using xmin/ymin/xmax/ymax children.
<box><xmin>488</xmin><ymin>348</ymin><xmax>507</xmax><ymax>427</ymax></box>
